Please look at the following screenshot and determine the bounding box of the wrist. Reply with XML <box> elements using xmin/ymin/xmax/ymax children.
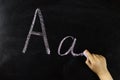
<box><xmin>98</xmin><ymin>70</ymin><xmax>113</xmax><ymax>80</ymax></box>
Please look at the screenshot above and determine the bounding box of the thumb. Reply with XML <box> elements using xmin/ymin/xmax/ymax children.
<box><xmin>85</xmin><ymin>58</ymin><xmax>92</xmax><ymax>69</ymax></box>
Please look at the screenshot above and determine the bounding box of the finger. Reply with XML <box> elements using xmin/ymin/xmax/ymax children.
<box><xmin>95</xmin><ymin>54</ymin><xmax>105</xmax><ymax>59</ymax></box>
<box><xmin>83</xmin><ymin>49</ymin><xmax>94</xmax><ymax>62</ymax></box>
<box><xmin>92</xmin><ymin>54</ymin><xmax>101</xmax><ymax>62</ymax></box>
<box><xmin>93</xmin><ymin>54</ymin><xmax>106</xmax><ymax>62</ymax></box>
<box><xmin>99</xmin><ymin>55</ymin><xmax>106</xmax><ymax>61</ymax></box>
<box><xmin>85</xmin><ymin>58</ymin><xmax>91</xmax><ymax>68</ymax></box>
<box><xmin>100</xmin><ymin>55</ymin><xmax>105</xmax><ymax>59</ymax></box>
<box><xmin>94</xmin><ymin>54</ymin><xmax>101</xmax><ymax>58</ymax></box>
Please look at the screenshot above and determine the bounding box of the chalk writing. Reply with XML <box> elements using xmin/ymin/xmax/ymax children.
<box><xmin>22</xmin><ymin>8</ymin><xmax>50</xmax><ymax>54</ymax></box>
<box><xmin>22</xmin><ymin>8</ymin><xmax>84</xmax><ymax>57</ymax></box>
<box><xmin>58</xmin><ymin>36</ymin><xmax>84</xmax><ymax>56</ymax></box>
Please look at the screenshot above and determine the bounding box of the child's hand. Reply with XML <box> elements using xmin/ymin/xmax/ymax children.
<box><xmin>84</xmin><ymin>50</ymin><xmax>113</xmax><ymax>80</ymax></box>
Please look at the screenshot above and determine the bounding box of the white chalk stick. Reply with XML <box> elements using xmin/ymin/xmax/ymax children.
<box><xmin>83</xmin><ymin>51</ymin><xmax>87</xmax><ymax>58</ymax></box>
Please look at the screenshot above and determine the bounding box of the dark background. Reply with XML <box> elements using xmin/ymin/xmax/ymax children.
<box><xmin>0</xmin><ymin>0</ymin><xmax>120</xmax><ymax>80</ymax></box>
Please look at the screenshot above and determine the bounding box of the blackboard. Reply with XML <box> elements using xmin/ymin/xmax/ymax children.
<box><xmin>0</xmin><ymin>0</ymin><xmax>120</xmax><ymax>80</ymax></box>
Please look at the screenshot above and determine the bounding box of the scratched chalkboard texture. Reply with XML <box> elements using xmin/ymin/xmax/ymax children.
<box><xmin>0</xmin><ymin>0</ymin><xmax>120</xmax><ymax>80</ymax></box>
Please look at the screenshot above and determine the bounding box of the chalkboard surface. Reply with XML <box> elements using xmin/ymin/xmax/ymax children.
<box><xmin>0</xmin><ymin>0</ymin><xmax>120</xmax><ymax>80</ymax></box>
